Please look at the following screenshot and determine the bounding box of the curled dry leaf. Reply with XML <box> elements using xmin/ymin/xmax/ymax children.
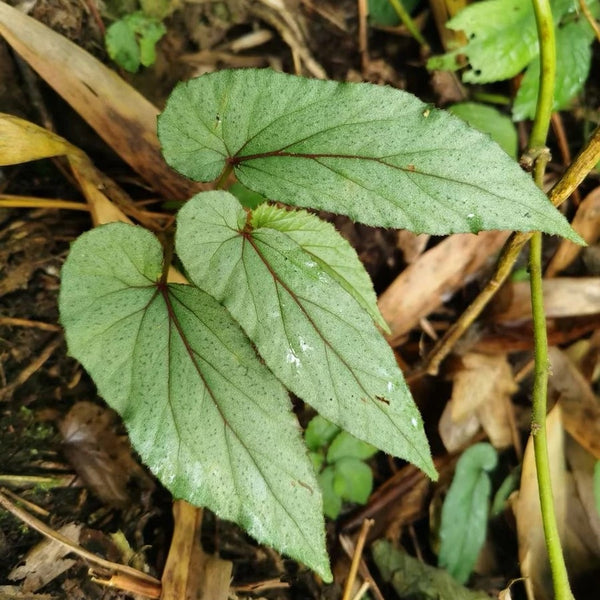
<box><xmin>60</xmin><ymin>402</ymin><xmax>154</xmax><ymax>508</ymax></box>
<box><xmin>440</xmin><ymin>353</ymin><xmax>516</xmax><ymax>452</ymax></box>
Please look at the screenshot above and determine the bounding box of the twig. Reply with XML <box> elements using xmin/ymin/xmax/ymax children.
<box><xmin>0</xmin><ymin>195</ymin><xmax>90</xmax><ymax>212</ymax></box>
<box><xmin>0</xmin><ymin>317</ymin><xmax>61</xmax><ymax>332</ymax></box>
<box><xmin>341</xmin><ymin>519</ymin><xmax>374</xmax><ymax>600</ymax></box>
<box><xmin>551</xmin><ymin>113</ymin><xmax>580</xmax><ymax>206</ymax></box>
<box><xmin>357</xmin><ymin>0</ymin><xmax>369</xmax><ymax>74</ymax></box>
<box><xmin>351</xmin><ymin>580</ymin><xmax>371</xmax><ymax>600</ymax></box>
<box><xmin>578</xmin><ymin>0</ymin><xmax>600</xmax><ymax>43</ymax></box>
<box><xmin>528</xmin><ymin>1</ymin><xmax>573</xmax><ymax>598</ymax></box>
<box><xmin>0</xmin><ymin>337</ymin><xmax>62</xmax><ymax>401</ymax></box>
<box><xmin>0</xmin><ymin>489</ymin><xmax>162</xmax><ymax>590</ymax></box>
<box><xmin>422</xmin><ymin>122</ymin><xmax>600</xmax><ymax>376</ymax></box>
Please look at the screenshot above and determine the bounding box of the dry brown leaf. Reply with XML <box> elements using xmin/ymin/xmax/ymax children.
<box><xmin>546</xmin><ymin>187</ymin><xmax>600</xmax><ymax>277</ymax></box>
<box><xmin>161</xmin><ymin>501</ymin><xmax>232</xmax><ymax>600</ymax></box>
<box><xmin>396</xmin><ymin>231</ymin><xmax>430</xmax><ymax>264</ymax></box>
<box><xmin>0</xmin><ymin>3</ymin><xmax>200</xmax><ymax>200</ymax></box>
<box><xmin>439</xmin><ymin>353</ymin><xmax>516</xmax><ymax>451</ymax></box>
<box><xmin>548</xmin><ymin>347</ymin><xmax>600</xmax><ymax>459</ymax></box>
<box><xmin>489</xmin><ymin>278</ymin><xmax>600</xmax><ymax>324</ymax></box>
<box><xmin>59</xmin><ymin>402</ymin><xmax>154</xmax><ymax>508</ymax></box>
<box><xmin>514</xmin><ymin>405</ymin><xmax>567</xmax><ymax>600</ymax></box>
<box><xmin>9</xmin><ymin>523</ymin><xmax>81</xmax><ymax>592</ymax></box>
<box><xmin>566</xmin><ymin>439</ymin><xmax>600</xmax><ymax>556</ymax></box>
<box><xmin>379</xmin><ymin>231</ymin><xmax>510</xmax><ymax>345</ymax></box>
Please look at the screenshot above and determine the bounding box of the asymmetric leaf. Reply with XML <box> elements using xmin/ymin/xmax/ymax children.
<box><xmin>438</xmin><ymin>443</ymin><xmax>498</xmax><ymax>583</ymax></box>
<box><xmin>59</xmin><ymin>223</ymin><xmax>331</xmax><ymax>581</ymax></box>
<box><xmin>252</xmin><ymin>203</ymin><xmax>389</xmax><ymax>330</ymax></box>
<box><xmin>176</xmin><ymin>192</ymin><xmax>437</xmax><ymax>479</ymax></box>
<box><xmin>158</xmin><ymin>69</ymin><xmax>579</xmax><ymax>240</ymax></box>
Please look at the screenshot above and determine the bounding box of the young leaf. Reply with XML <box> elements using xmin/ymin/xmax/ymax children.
<box><xmin>319</xmin><ymin>467</ymin><xmax>343</xmax><ymax>519</ymax></box>
<box><xmin>305</xmin><ymin>415</ymin><xmax>341</xmax><ymax>452</ymax></box>
<box><xmin>332</xmin><ymin>458</ymin><xmax>373</xmax><ymax>504</ymax></box>
<box><xmin>513</xmin><ymin>18</ymin><xmax>595</xmax><ymax>121</ymax></box>
<box><xmin>326</xmin><ymin>431</ymin><xmax>378</xmax><ymax>463</ymax></box>
<box><xmin>158</xmin><ymin>69</ymin><xmax>579</xmax><ymax>241</ymax></box>
<box><xmin>438</xmin><ymin>443</ymin><xmax>498</xmax><ymax>583</ymax></box>
<box><xmin>176</xmin><ymin>191</ymin><xmax>438</xmax><ymax>480</ymax></box>
<box><xmin>59</xmin><ymin>223</ymin><xmax>331</xmax><ymax>582</ymax></box>
<box><xmin>251</xmin><ymin>203</ymin><xmax>389</xmax><ymax>331</ymax></box>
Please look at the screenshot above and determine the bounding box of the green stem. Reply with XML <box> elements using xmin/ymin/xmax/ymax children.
<box><xmin>215</xmin><ymin>163</ymin><xmax>233</xmax><ymax>190</ymax></box>
<box><xmin>529</xmin><ymin>1</ymin><xmax>574</xmax><ymax>599</ymax></box>
<box><xmin>387</xmin><ymin>0</ymin><xmax>430</xmax><ymax>51</ymax></box>
<box><xmin>529</xmin><ymin>0</ymin><xmax>556</xmax><ymax>150</ymax></box>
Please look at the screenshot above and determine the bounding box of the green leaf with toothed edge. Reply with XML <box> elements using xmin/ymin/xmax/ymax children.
<box><xmin>59</xmin><ymin>222</ymin><xmax>331</xmax><ymax>582</ymax></box>
<box><xmin>251</xmin><ymin>203</ymin><xmax>390</xmax><ymax>332</ymax></box>
<box><xmin>176</xmin><ymin>191</ymin><xmax>438</xmax><ymax>480</ymax></box>
<box><xmin>158</xmin><ymin>68</ymin><xmax>582</xmax><ymax>242</ymax></box>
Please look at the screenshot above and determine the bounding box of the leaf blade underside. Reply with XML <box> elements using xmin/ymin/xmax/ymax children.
<box><xmin>176</xmin><ymin>192</ymin><xmax>437</xmax><ymax>480</ymax></box>
<box><xmin>158</xmin><ymin>68</ymin><xmax>579</xmax><ymax>241</ymax></box>
<box><xmin>59</xmin><ymin>223</ymin><xmax>331</xmax><ymax>581</ymax></box>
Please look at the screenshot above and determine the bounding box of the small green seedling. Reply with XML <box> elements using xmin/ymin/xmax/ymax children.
<box><xmin>305</xmin><ymin>415</ymin><xmax>378</xmax><ymax>519</ymax></box>
<box><xmin>105</xmin><ymin>11</ymin><xmax>166</xmax><ymax>73</ymax></box>
<box><xmin>438</xmin><ymin>443</ymin><xmax>498</xmax><ymax>583</ymax></box>
<box><xmin>59</xmin><ymin>69</ymin><xmax>581</xmax><ymax>581</ymax></box>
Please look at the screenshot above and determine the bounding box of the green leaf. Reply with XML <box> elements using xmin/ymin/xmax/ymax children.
<box><xmin>438</xmin><ymin>443</ymin><xmax>498</xmax><ymax>584</ymax></box>
<box><xmin>319</xmin><ymin>467</ymin><xmax>343</xmax><ymax>519</ymax></box>
<box><xmin>448</xmin><ymin>103</ymin><xmax>517</xmax><ymax>159</ymax></box>
<box><xmin>59</xmin><ymin>222</ymin><xmax>331</xmax><ymax>582</ymax></box>
<box><xmin>105</xmin><ymin>19</ymin><xmax>140</xmax><ymax>72</ymax></box>
<box><xmin>251</xmin><ymin>203</ymin><xmax>389</xmax><ymax>331</ymax></box>
<box><xmin>332</xmin><ymin>458</ymin><xmax>373</xmax><ymax>504</ymax></box>
<box><xmin>105</xmin><ymin>12</ymin><xmax>165</xmax><ymax>73</ymax></box>
<box><xmin>373</xmin><ymin>539</ymin><xmax>492</xmax><ymax>600</ymax></box>
<box><xmin>327</xmin><ymin>431</ymin><xmax>378</xmax><ymax>463</ymax></box>
<box><xmin>513</xmin><ymin>18</ymin><xmax>595</xmax><ymax>121</ymax></box>
<box><xmin>158</xmin><ymin>69</ymin><xmax>580</xmax><ymax>241</ymax></box>
<box><xmin>427</xmin><ymin>0</ymin><xmax>574</xmax><ymax>84</ymax></box>
<box><xmin>176</xmin><ymin>191</ymin><xmax>438</xmax><ymax>480</ymax></box>
<box><xmin>305</xmin><ymin>415</ymin><xmax>341</xmax><ymax>452</ymax></box>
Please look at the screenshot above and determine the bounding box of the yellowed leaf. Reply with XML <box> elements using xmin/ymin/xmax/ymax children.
<box><xmin>0</xmin><ymin>2</ymin><xmax>201</xmax><ymax>200</ymax></box>
<box><xmin>0</xmin><ymin>112</ymin><xmax>75</xmax><ymax>165</ymax></box>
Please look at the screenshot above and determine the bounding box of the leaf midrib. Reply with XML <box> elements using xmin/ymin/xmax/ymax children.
<box><xmin>244</xmin><ymin>233</ymin><xmax>430</xmax><ymax>465</ymax></box>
